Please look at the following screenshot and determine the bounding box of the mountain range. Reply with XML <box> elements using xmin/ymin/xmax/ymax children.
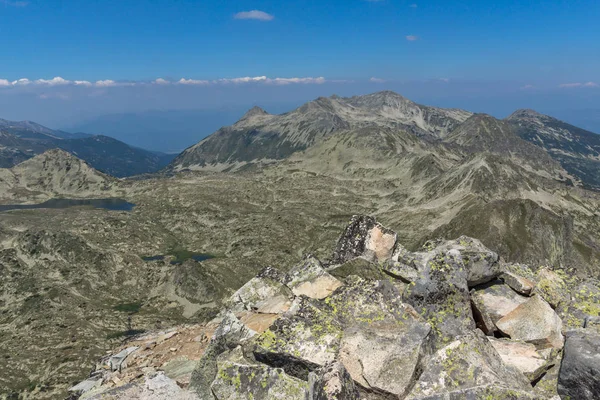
<box><xmin>0</xmin><ymin>118</ymin><xmax>174</xmax><ymax>177</ymax></box>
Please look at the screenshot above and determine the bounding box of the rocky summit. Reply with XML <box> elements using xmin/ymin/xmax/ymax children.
<box><xmin>68</xmin><ymin>216</ymin><xmax>600</xmax><ymax>400</ymax></box>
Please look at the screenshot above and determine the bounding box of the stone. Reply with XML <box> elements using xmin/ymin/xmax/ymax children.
<box><xmin>252</xmin><ymin>296</ymin><xmax>343</xmax><ymax>380</ymax></box>
<box><xmin>85</xmin><ymin>372</ymin><xmax>198</xmax><ymax>400</ymax></box>
<box><xmin>211</xmin><ymin>347</ymin><xmax>308</xmax><ymax>400</ymax></box>
<box><xmin>324</xmin><ymin>277</ymin><xmax>431</xmax><ymax>396</ymax></box>
<box><xmin>68</xmin><ymin>378</ymin><xmax>102</xmax><ymax>395</ymax></box>
<box><xmin>109</xmin><ymin>347</ymin><xmax>139</xmax><ymax>372</ymax></box>
<box><xmin>470</xmin><ymin>282</ymin><xmax>528</xmax><ymax>335</ymax></box>
<box><xmin>408</xmin><ymin>385</ymin><xmax>542</xmax><ymax>399</ymax></box>
<box><xmin>496</xmin><ymin>295</ymin><xmax>564</xmax><ymax>349</ymax></box>
<box><xmin>431</xmin><ymin>236</ymin><xmax>501</xmax><ymax>286</ymax></box>
<box><xmin>286</xmin><ymin>256</ymin><xmax>343</xmax><ymax>299</ymax></box>
<box><xmin>585</xmin><ymin>316</ymin><xmax>600</xmax><ymax>333</ymax></box>
<box><xmin>404</xmin><ymin>250</ymin><xmax>475</xmax><ymax>342</ymax></box>
<box><xmin>488</xmin><ymin>337</ymin><xmax>550</xmax><ymax>382</ymax></box>
<box><xmin>501</xmin><ymin>271</ymin><xmax>535</xmax><ymax>295</ymax></box>
<box><xmin>532</xmin><ymin>268</ymin><xmax>570</xmax><ymax>309</ymax></box>
<box><xmin>558</xmin><ymin>329</ymin><xmax>600</xmax><ymax>400</ymax></box>
<box><xmin>407</xmin><ymin>331</ymin><xmax>531</xmax><ymax>398</ymax></box>
<box><xmin>226</xmin><ymin>266</ymin><xmax>293</xmax><ymax>314</ymax></box>
<box><xmin>308</xmin><ymin>361</ymin><xmax>360</xmax><ymax>400</ymax></box>
<box><xmin>331</xmin><ymin>215</ymin><xmax>396</xmax><ymax>264</ymax></box>
<box><xmin>189</xmin><ymin>312</ymin><xmax>256</xmax><ymax>398</ymax></box>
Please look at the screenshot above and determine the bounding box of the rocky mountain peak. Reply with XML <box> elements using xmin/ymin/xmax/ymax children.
<box><xmin>241</xmin><ymin>106</ymin><xmax>269</xmax><ymax>119</ymax></box>
<box><xmin>507</xmin><ymin>109</ymin><xmax>546</xmax><ymax>120</ymax></box>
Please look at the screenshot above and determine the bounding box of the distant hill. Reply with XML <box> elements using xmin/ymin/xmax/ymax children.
<box><xmin>0</xmin><ymin>118</ymin><xmax>174</xmax><ymax>177</ymax></box>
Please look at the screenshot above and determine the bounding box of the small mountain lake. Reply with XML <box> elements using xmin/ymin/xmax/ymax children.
<box><xmin>142</xmin><ymin>250</ymin><xmax>214</xmax><ymax>265</ymax></box>
<box><xmin>0</xmin><ymin>198</ymin><xmax>135</xmax><ymax>212</ymax></box>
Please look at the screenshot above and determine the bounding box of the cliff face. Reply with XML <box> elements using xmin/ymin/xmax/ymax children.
<box><xmin>69</xmin><ymin>216</ymin><xmax>600</xmax><ymax>400</ymax></box>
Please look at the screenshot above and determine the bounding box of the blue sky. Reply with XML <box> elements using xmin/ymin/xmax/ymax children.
<box><xmin>0</xmin><ymin>0</ymin><xmax>599</xmax><ymax>146</ymax></box>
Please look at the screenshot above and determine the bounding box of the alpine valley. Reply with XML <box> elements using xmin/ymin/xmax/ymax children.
<box><xmin>1</xmin><ymin>91</ymin><xmax>599</xmax><ymax>400</ymax></box>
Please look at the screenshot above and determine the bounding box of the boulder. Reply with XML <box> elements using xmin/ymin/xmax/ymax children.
<box><xmin>85</xmin><ymin>372</ymin><xmax>198</xmax><ymax>400</ymax></box>
<box><xmin>408</xmin><ymin>385</ymin><xmax>542</xmax><ymax>399</ymax></box>
<box><xmin>286</xmin><ymin>256</ymin><xmax>343</xmax><ymax>299</ymax></box>
<box><xmin>487</xmin><ymin>337</ymin><xmax>551</xmax><ymax>382</ymax></box>
<box><xmin>470</xmin><ymin>282</ymin><xmax>528</xmax><ymax>335</ymax></box>
<box><xmin>404</xmin><ymin>250</ymin><xmax>475</xmax><ymax>342</ymax></box>
<box><xmin>252</xmin><ymin>296</ymin><xmax>343</xmax><ymax>379</ymax></box>
<box><xmin>226</xmin><ymin>266</ymin><xmax>293</xmax><ymax>315</ymax></box>
<box><xmin>407</xmin><ymin>331</ymin><xmax>531</xmax><ymax>398</ymax></box>
<box><xmin>501</xmin><ymin>271</ymin><xmax>535</xmax><ymax>296</ymax></box>
<box><xmin>331</xmin><ymin>215</ymin><xmax>396</xmax><ymax>264</ymax></box>
<box><xmin>496</xmin><ymin>295</ymin><xmax>564</xmax><ymax>349</ymax></box>
<box><xmin>532</xmin><ymin>268</ymin><xmax>570</xmax><ymax>309</ymax></box>
<box><xmin>189</xmin><ymin>312</ymin><xmax>256</xmax><ymax>398</ymax></box>
<box><xmin>430</xmin><ymin>236</ymin><xmax>501</xmax><ymax>286</ymax></box>
<box><xmin>558</xmin><ymin>329</ymin><xmax>600</xmax><ymax>400</ymax></box>
<box><xmin>308</xmin><ymin>361</ymin><xmax>360</xmax><ymax>400</ymax></box>
<box><xmin>211</xmin><ymin>347</ymin><xmax>308</xmax><ymax>400</ymax></box>
<box><xmin>109</xmin><ymin>347</ymin><xmax>139</xmax><ymax>372</ymax></box>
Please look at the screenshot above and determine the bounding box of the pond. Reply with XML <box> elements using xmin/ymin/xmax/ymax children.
<box><xmin>0</xmin><ymin>198</ymin><xmax>135</xmax><ymax>212</ymax></box>
<box><xmin>142</xmin><ymin>250</ymin><xmax>214</xmax><ymax>265</ymax></box>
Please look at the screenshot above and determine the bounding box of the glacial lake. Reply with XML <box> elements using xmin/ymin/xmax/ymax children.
<box><xmin>0</xmin><ymin>198</ymin><xmax>135</xmax><ymax>212</ymax></box>
<box><xmin>142</xmin><ymin>251</ymin><xmax>214</xmax><ymax>265</ymax></box>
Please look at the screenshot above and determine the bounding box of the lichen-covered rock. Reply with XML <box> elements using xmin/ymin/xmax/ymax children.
<box><xmin>211</xmin><ymin>348</ymin><xmax>308</xmax><ymax>400</ymax></box>
<box><xmin>408</xmin><ymin>384</ymin><xmax>543</xmax><ymax>399</ymax></box>
<box><xmin>287</xmin><ymin>256</ymin><xmax>343</xmax><ymax>299</ymax></box>
<box><xmin>404</xmin><ymin>250</ymin><xmax>475</xmax><ymax>342</ymax></box>
<box><xmin>308</xmin><ymin>361</ymin><xmax>359</xmax><ymax>400</ymax></box>
<box><xmin>85</xmin><ymin>372</ymin><xmax>199</xmax><ymax>400</ymax></box>
<box><xmin>407</xmin><ymin>331</ymin><xmax>531</xmax><ymax>398</ymax></box>
<box><xmin>252</xmin><ymin>296</ymin><xmax>343</xmax><ymax>379</ymax></box>
<box><xmin>558</xmin><ymin>329</ymin><xmax>600</xmax><ymax>400</ymax></box>
<box><xmin>227</xmin><ymin>266</ymin><xmax>294</xmax><ymax>314</ymax></box>
<box><xmin>501</xmin><ymin>271</ymin><xmax>535</xmax><ymax>296</ymax></box>
<box><xmin>470</xmin><ymin>282</ymin><xmax>528</xmax><ymax>335</ymax></box>
<box><xmin>532</xmin><ymin>268</ymin><xmax>570</xmax><ymax>309</ymax></box>
<box><xmin>189</xmin><ymin>312</ymin><xmax>257</xmax><ymax>399</ymax></box>
<box><xmin>496</xmin><ymin>295</ymin><xmax>564</xmax><ymax>349</ymax></box>
<box><xmin>488</xmin><ymin>337</ymin><xmax>552</xmax><ymax>382</ymax></box>
<box><xmin>331</xmin><ymin>215</ymin><xmax>397</xmax><ymax>264</ymax></box>
<box><xmin>429</xmin><ymin>236</ymin><xmax>501</xmax><ymax>286</ymax></box>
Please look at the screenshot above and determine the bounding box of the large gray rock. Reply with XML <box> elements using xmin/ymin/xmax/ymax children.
<box><xmin>109</xmin><ymin>347</ymin><xmax>139</xmax><ymax>372</ymax></box>
<box><xmin>487</xmin><ymin>337</ymin><xmax>552</xmax><ymax>382</ymax></box>
<box><xmin>226</xmin><ymin>266</ymin><xmax>294</xmax><ymax>314</ymax></box>
<box><xmin>501</xmin><ymin>271</ymin><xmax>536</xmax><ymax>296</ymax></box>
<box><xmin>308</xmin><ymin>361</ymin><xmax>360</xmax><ymax>400</ymax></box>
<box><xmin>331</xmin><ymin>215</ymin><xmax>397</xmax><ymax>264</ymax></box>
<box><xmin>407</xmin><ymin>331</ymin><xmax>531</xmax><ymax>398</ymax></box>
<box><xmin>326</xmin><ymin>277</ymin><xmax>432</xmax><ymax>396</ymax></box>
<box><xmin>211</xmin><ymin>347</ymin><xmax>308</xmax><ymax>400</ymax></box>
<box><xmin>286</xmin><ymin>256</ymin><xmax>343</xmax><ymax>299</ymax></box>
<box><xmin>85</xmin><ymin>373</ymin><xmax>198</xmax><ymax>400</ymax></box>
<box><xmin>558</xmin><ymin>329</ymin><xmax>600</xmax><ymax>400</ymax></box>
<box><xmin>408</xmin><ymin>385</ymin><xmax>543</xmax><ymax>399</ymax></box>
<box><xmin>252</xmin><ymin>296</ymin><xmax>343</xmax><ymax>379</ymax></box>
<box><xmin>496</xmin><ymin>295</ymin><xmax>564</xmax><ymax>349</ymax></box>
<box><xmin>189</xmin><ymin>312</ymin><xmax>257</xmax><ymax>399</ymax></box>
<box><xmin>404</xmin><ymin>250</ymin><xmax>475</xmax><ymax>342</ymax></box>
<box><xmin>428</xmin><ymin>236</ymin><xmax>501</xmax><ymax>286</ymax></box>
<box><xmin>470</xmin><ymin>282</ymin><xmax>528</xmax><ymax>335</ymax></box>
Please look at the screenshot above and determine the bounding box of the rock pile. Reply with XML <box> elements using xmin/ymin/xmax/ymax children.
<box><xmin>70</xmin><ymin>215</ymin><xmax>600</xmax><ymax>399</ymax></box>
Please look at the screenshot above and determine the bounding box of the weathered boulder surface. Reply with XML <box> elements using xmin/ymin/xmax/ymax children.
<box><xmin>407</xmin><ymin>331</ymin><xmax>531</xmax><ymax>398</ymax></box>
<box><xmin>496</xmin><ymin>295</ymin><xmax>564</xmax><ymax>349</ymax></box>
<box><xmin>488</xmin><ymin>337</ymin><xmax>552</xmax><ymax>382</ymax></box>
<box><xmin>226</xmin><ymin>266</ymin><xmax>294</xmax><ymax>314</ymax></box>
<box><xmin>308</xmin><ymin>361</ymin><xmax>360</xmax><ymax>400</ymax></box>
<box><xmin>403</xmin><ymin>250</ymin><xmax>475</xmax><ymax>341</ymax></box>
<box><xmin>331</xmin><ymin>215</ymin><xmax>397</xmax><ymax>264</ymax></box>
<box><xmin>501</xmin><ymin>271</ymin><xmax>536</xmax><ymax>295</ymax></box>
<box><xmin>558</xmin><ymin>329</ymin><xmax>600</xmax><ymax>400</ymax></box>
<box><xmin>287</xmin><ymin>256</ymin><xmax>342</xmax><ymax>299</ymax></box>
<box><xmin>470</xmin><ymin>281</ymin><xmax>528</xmax><ymax>335</ymax></box>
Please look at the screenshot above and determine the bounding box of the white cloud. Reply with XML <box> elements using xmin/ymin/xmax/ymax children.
<box><xmin>35</xmin><ymin>77</ymin><xmax>72</xmax><ymax>86</ymax></box>
<box><xmin>95</xmin><ymin>80</ymin><xmax>117</xmax><ymax>87</ymax></box>
<box><xmin>559</xmin><ymin>82</ymin><xmax>599</xmax><ymax>88</ymax></box>
<box><xmin>370</xmin><ymin>77</ymin><xmax>385</xmax><ymax>83</ymax></box>
<box><xmin>219</xmin><ymin>76</ymin><xmax>268</xmax><ymax>84</ymax></box>
<box><xmin>74</xmin><ymin>80</ymin><xmax>93</xmax><ymax>87</ymax></box>
<box><xmin>154</xmin><ymin>78</ymin><xmax>170</xmax><ymax>85</ymax></box>
<box><xmin>12</xmin><ymin>78</ymin><xmax>31</xmax><ymax>85</ymax></box>
<box><xmin>234</xmin><ymin>10</ymin><xmax>274</xmax><ymax>21</ymax></box>
<box><xmin>410</xmin><ymin>3</ymin><xmax>418</xmax><ymax>8</ymax></box>
<box><xmin>178</xmin><ymin>78</ymin><xmax>210</xmax><ymax>85</ymax></box>
<box><xmin>0</xmin><ymin>79</ymin><xmax>11</xmax><ymax>87</ymax></box>
<box><xmin>520</xmin><ymin>84</ymin><xmax>535</xmax><ymax>90</ymax></box>
<box><xmin>406</xmin><ymin>35</ymin><xmax>419</xmax><ymax>41</ymax></box>
<box><xmin>270</xmin><ymin>77</ymin><xmax>326</xmax><ymax>85</ymax></box>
